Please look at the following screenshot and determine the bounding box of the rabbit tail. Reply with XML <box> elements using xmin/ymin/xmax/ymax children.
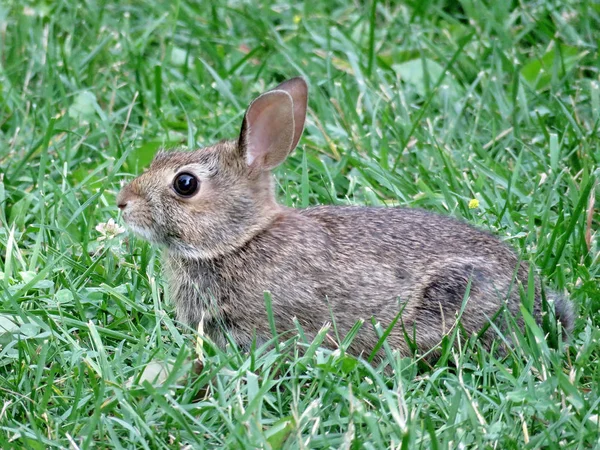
<box><xmin>548</xmin><ymin>291</ymin><xmax>575</xmax><ymax>336</ymax></box>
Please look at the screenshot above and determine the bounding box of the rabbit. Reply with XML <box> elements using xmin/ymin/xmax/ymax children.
<box><xmin>117</xmin><ymin>77</ymin><xmax>574</xmax><ymax>361</ymax></box>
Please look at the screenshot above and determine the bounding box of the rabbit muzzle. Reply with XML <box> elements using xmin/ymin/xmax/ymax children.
<box><xmin>116</xmin><ymin>183</ymin><xmax>158</xmax><ymax>241</ymax></box>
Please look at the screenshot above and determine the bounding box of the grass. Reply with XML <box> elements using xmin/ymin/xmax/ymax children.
<box><xmin>0</xmin><ymin>0</ymin><xmax>599</xmax><ymax>448</ymax></box>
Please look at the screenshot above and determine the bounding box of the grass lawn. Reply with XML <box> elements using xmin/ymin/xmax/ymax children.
<box><xmin>1</xmin><ymin>0</ymin><xmax>599</xmax><ymax>448</ymax></box>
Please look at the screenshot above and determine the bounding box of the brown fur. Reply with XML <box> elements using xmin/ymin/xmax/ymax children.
<box><xmin>117</xmin><ymin>78</ymin><xmax>574</xmax><ymax>361</ymax></box>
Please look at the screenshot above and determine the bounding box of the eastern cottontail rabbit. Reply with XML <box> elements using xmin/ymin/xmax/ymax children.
<box><xmin>117</xmin><ymin>77</ymin><xmax>573</xmax><ymax>360</ymax></box>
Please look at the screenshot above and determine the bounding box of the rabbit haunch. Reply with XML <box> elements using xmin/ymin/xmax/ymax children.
<box><xmin>118</xmin><ymin>77</ymin><xmax>573</xmax><ymax>358</ymax></box>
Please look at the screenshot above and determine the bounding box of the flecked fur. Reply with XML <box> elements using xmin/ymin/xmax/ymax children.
<box><xmin>117</xmin><ymin>78</ymin><xmax>574</xmax><ymax>360</ymax></box>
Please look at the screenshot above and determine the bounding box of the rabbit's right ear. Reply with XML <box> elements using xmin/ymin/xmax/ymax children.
<box><xmin>239</xmin><ymin>77</ymin><xmax>308</xmax><ymax>171</ymax></box>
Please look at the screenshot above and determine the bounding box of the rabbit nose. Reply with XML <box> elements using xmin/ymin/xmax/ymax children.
<box><xmin>116</xmin><ymin>188</ymin><xmax>131</xmax><ymax>210</ymax></box>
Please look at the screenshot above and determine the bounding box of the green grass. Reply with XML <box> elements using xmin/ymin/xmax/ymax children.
<box><xmin>1</xmin><ymin>0</ymin><xmax>599</xmax><ymax>448</ymax></box>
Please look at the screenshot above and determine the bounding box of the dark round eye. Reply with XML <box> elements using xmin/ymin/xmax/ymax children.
<box><xmin>173</xmin><ymin>172</ymin><xmax>199</xmax><ymax>197</ymax></box>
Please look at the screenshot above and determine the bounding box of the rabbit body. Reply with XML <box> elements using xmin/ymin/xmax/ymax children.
<box><xmin>118</xmin><ymin>78</ymin><xmax>573</xmax><ymax>359</ymax></box>
<box><xmin>166</xmin><ymin>202</ymin><xmax>546</xmax><ymax>356</ymax></box>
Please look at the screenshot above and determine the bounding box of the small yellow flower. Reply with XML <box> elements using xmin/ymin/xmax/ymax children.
<box><xmin>468</xmin><ymin>198</ymin><xmax>480</xmax><ymax>209</ymax></box>
<box><xmin>293</xmin><ymin>14</ymin><xmax>302</xmax><ymax>24</ymax></box>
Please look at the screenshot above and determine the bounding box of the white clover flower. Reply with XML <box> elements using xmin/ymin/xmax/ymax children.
<box><xmin>95</xmin><ymin>218</ymin><xmax>126</xmax><ymax>241</ymax></box>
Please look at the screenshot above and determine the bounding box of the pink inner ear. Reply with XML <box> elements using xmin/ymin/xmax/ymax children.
<box><xmin>244</xmin><ymin>90</ymin><xmax>295</xmax><ymax>169</ymax></box>
<box><xmin>272</xmin><ymin>78</ymin><xmax>308</xmax><ymax>150</ymax></box>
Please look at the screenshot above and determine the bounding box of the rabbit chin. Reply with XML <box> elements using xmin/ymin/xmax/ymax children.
<box><xmin>165</xmin><ymin>240</ymin><xmax>220</xmax><ymax>260</ymax></box>
<box><xmin>126</xmin><ymin>223</ymin><xmax>158</xmax><ymax>243</ymax></box>
<box><xmin>126</xmin><ymin>222</ymin><xmax>212</xmax><ymax>259</ymax></box>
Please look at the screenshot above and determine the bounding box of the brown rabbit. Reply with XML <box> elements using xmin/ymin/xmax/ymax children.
<box><xmin>117</xmin><ymin>77</ymin><xmax>573</xmax><ymax>360</ymax></box>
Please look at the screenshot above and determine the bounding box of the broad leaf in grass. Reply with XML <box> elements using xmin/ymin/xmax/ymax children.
<box><xmin>68</xmin><ymin>91</ymin><xmax>99</xmax><ymax>123</ymax></box>
<box><xmin>521</xmin><ymin>44</ymin><xmax>586</xmax><ymax>91</ymax></box>
<box><xmin>392</xmin><ymin>58</ymin><xmax>463</xmax><ymax>101</ymax></box>
<box><xmin>127</xmin><ymin>138</ymin><xmax>184</xmax><ymax>172</ymax></box>
<box><xmin>126</xmin><ymin>361</ymin><xmax>174</xmax><ymax>388</ymax></box>
<box><xmin>0</xmin><ymin>315</ymin><xmax>19</xmax><ymax>335</ymax></box>
<box><xmin>265</xmin><ymin>416</ymin><xmax>294</xmax><ymax>450</ymax></box>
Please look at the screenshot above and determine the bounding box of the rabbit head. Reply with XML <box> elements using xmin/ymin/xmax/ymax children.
<box><xmin>117</xmin><ymin>78</ymin><xmax>308</xmax><ymax>259</ymax></box>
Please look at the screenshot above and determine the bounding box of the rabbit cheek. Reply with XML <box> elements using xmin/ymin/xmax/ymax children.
<box><xmin>156</xmin><ymin>198</ymin><xmax>184</xmax><ymax>238</ymax></box>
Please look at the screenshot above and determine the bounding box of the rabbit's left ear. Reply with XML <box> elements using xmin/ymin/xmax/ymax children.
<box><xmin>239</xmin><ymin>77</ymin><xmax>308</xmax><ymax>170</ymax></box>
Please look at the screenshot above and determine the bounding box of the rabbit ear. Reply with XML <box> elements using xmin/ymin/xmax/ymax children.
<box><xmin>239</xmin><ymin>77</ymin><xmax>308</xmax><ymax>170</ymax></box>
<box><xmin>274</xmin><ymin>77</ymin><xmax>308</xmax><ymax>150</ymax></box>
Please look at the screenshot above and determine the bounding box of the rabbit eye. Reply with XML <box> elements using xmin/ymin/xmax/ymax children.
<box><xmin>173</xmin><ymin>173</ymin><xmax>199</xmax><ymax>197</ymax></box>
